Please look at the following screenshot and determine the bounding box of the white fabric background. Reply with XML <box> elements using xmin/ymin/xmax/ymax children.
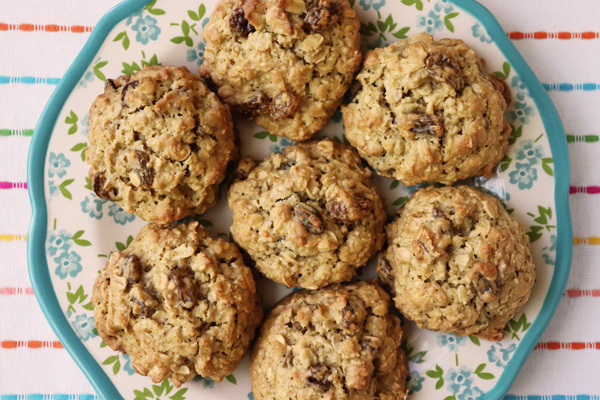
<box><xmin>0</xmin><ymin>0</ymin><xmax>598</xmax><ymax>397</ymax></box>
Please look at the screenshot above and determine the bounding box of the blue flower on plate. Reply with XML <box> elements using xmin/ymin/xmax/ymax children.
<box><xmin>81</xmin><ymin>113</ymin><xmax>89</xmax><ymax>136</ymax></box>
<box><xmin>417</xmin><ymin>11</ymin><xmax>443</xmax><ymax>34</ymax></box>
<box><xmin>487</xmin><ymin>342</ymin><xmax>517</xmax><ymax>368</ymax></box>
<box><xmin>72</xmin><ymin>314</ymin><xmax>96</xmax><ymax>341</ymax></box>
<box><xmin>247</xmin><ymin>393</ymin><xmax>255</xmax><ymax>400</ymax></box>
<box><xmin>359</xmin><ymin>0</ymin><xmax>385</xmax><ymax>11</ymax></box>
<box><xmin>458</xmin><ymin>386</ymin><xmax>485</xmax><ymax>400</ymax></box>
<box><xmin>54</xmin><ymin>250</ymin><xmax>83</xmax><ymax>279</ymax></box>
<box><xmin>270</xmin><ymin>137</ymin><xmax>294</xmax><ymax>154</ymax></box>
<box><xmin>472</xmin><ymin>23</ymin><xmax>492</xmax><ymax>43</ymax></box>
<box><xmin>445</xmin><ymin>366</ymin><xmax>474</xmax><ymax>394</ymax></box>
<box><xmin>48</xmin><ymin>152</ymin><xmax>70</xmax><ymax>179</ymax></box>
<box><xmin>509</xmin><ymin>162</ymin><xmax>537</xmax><ymax>190</ymax></box>
<box><xmin>193</xmin><ymin>376</ymin><xmax>215</xmax><ymax>388</ymax></box>
<box><xmin>434</xmin><ymin>0</ymin><xmax>453</xmax><ymax>13</ymax></box>
<box><xmin>108</xmin><ymin>203</ymin><xmax>136</xmax><ymax>225</ymax></box>
<box><xmin>131</xmin><ymin>15</ymin><xmax>161</xmax><ymax>45</ymax></box>
<box><xmin>81</xmin><ymin>194</ymin><xmax>106</xmax><ymax>219</ymax></box>
<box><xmin>46</xmin><ymin>229</ymin><xmax>72</xmax><ymax>257</ymax></box>
<box><xmin>125</xmin><ymin>10</ymin><xmax>143</xmax><ymax>26</ymax></box>
<box><xmin>78</xmin><ymin>70</ymin><xmax>95</xmax><ymax>88</ymax></box>
<box><xmin>542</xmin><ymin>233</ymin><xmax>557</xmax><ymax>265</ymax></box>
<box><xmin>437</xmin><ymin>333</ymin><xmax>466</xmax><ymax>352</ymax></box>
<box><xmin>516</xmin><ymin>139</ymin><xmax>543</xmax><ymax>165</ymax></box>
<box><xmin>511</xmin><ymin>75</ymin><xmax>527</xmax><ymax>92</ymax></box>
<box><xmin>407</xmin><ymin>370</ymin><xmax>425</xmax><ymax>394</ymax></box>
<box><xmin>508</xmin><ymin>100</ymin><xmax>534</xmax><ymax>125</ymax></box>
<box><xmin>48</xmin><ymin>180</ymin><xmax>59</xmax><ymax>198</ymax></box>
<box><xmin>187</xmin><ymin>42</ymin><xmax>206</xmax><ymax>66</ymax></box>
<box><xmin>122</xmin><ymin>353</ymin><xmax>136</xmax><ymax>375</ymax></box>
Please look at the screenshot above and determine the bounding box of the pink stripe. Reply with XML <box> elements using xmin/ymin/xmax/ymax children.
<box><xmin>0</xmin><ymin>287</ymin><xmax>34</xmax><ymax>295</ymax></box>
<box><xmin>0</xmin><ymin>181</ymin><xmax>27</xmax><ymax>189</ymax></box>
<box><xmin>570</xmin><ymin>185</ymin><xmax>600</xmax><ymax>194</ymax></box>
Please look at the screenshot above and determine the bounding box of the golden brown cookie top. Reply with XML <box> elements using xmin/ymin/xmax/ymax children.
<box><xmin>92</xmin><ymin>221</ymin><xmax>263</xmax><ymax>387</ymax></box>
<box><xmin>228</xmin><ymin>139</ymin><xmax>386</xmax><ymax>289</ymax></box>
<box><xmin>342</xmin><ymin>33</ymin><xmax>511</xmax><ymax>185</ymax></box>
<box><xmin>250</xmin><ymin>281</ymin><xmax>409</xmax><ymax>400</ymax></box>
<box><xmin>378</xmin><ymin>185</ymin><xmax>535</xmax><ymax>341</ymax></box>
<box><xmin>199</xmin><ymin>0</ymin><xmax>362</xmax><ymax>141</ymax></box>
<box><xmin>85</xmin><ymin>65</ymin><xmax>235</xmax><ymax>225</ymax></box>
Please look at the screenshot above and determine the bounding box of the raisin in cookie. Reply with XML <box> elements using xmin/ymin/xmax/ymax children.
<box><xmin>92</xmin><ymin>221</ymin><xmax>262</xmax><ymax>387</ymax></box>
<box><xmin>378</xmin><ymin>185</ymin><xmax>535</xmax><ymax>341</ymax></box>
<box><xmin>250</xmin><ymin>281</ymin><xmax>409</xmax><ymax>400</ymax></box>
<box><xmin>199</xmin><ymin>0</ymin><xmax>362</xmax><ymax>141</ymax></box>
<box><xmin>228</xmin><ymin>139</ymin><xmax>386</xmax><ymax>289</ymax></box>
<box><xmin>342</xmin><ymin>33</ymin><xmax>511</xmax><ymax>186</ymax></box>
<box><xmin>85</xmin><ymin>66</ymin><xmax>235</xmax><ymax>225</ymax></box>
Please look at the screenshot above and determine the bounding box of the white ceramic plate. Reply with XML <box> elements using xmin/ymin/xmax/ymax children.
<box><xmin>28</xmin><ymin>0</ymin><xmax>572</xmax><ymax>399</ymax></box>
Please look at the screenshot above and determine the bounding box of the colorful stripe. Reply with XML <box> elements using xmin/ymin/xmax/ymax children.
<box><xmin>504</xmin><ymin>396</ymin><xmax>600</xmax><ymax>400</ymax></box>
<box><xmin>567</xmin><ymin>134</ymin><xmax>599</xmax><ymax>143</ymax></box>
<box><xmin>0</xmin><ymin>395</ymin><xmax>98</xmax><ymax>400</ymax></box>
<box><xmin>574</xmin><ymin>237</ymin><xmax>600</xmax><ymax>245</ymax></box>
<box><xmin>0</xmin><ymin>234</ymin><xmax>27</xmax><ymax>242</ymax></box>
<box><xmin>0</xmin><ymin>129</ymin><xmax>33</xmax><ymax>137</ymax></box>
<box><xmin>508</xmin><ymin>31</ymin><xmax>600</xmax><ymax>40</ymax></box>
<box><xmin>0</xmin><ymin>181</ymin><xmax>27</xmax><ymax>189</ymax></box>
<box><xmin>564</xmin><ymin>289</ymin><xmax>600</xmax><ymax>298</ymax></box>
<box><xmin>0</xmin><ymin>23</ymin><xmax>94</xmax><ymax>33</ymax></box>
<box><xmin>535</xmin><ymin>342</ymin><xmax>600</xmax><ymax>350</ymax></box>
<box><xmin>1</xmin><ymin>340</ymin><xmax>63</xmax><ymax>349</ymax></box>
<box><xmin>570</xmin><ymin>186</ymin><xmax>600</xmax><ymax>194</ymax></box>
<box><xmin>0</xmin><ymin>76</ymin><xmax>60</xmax><ymax>85</ymax></box>
<box><xmin>0</xmin><ymin>287</ymin><xmax>34</xmax><ymax>295</ymax></box>
<box><xmin>543</xmin><ymin>83</ymin><xmax>600</xmax><ymax>91</ymax></box>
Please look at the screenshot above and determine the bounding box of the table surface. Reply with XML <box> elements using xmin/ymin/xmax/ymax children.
<box><xmin>1</xmin><ymin>0</ymin><xmax>599</xmax><ymax>398</ymax></box>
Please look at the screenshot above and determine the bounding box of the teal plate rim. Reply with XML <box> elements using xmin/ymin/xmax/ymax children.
<box><xmin>27</xmin><ymin>0</ymin><xmax>573</xmax><ymax>399</ymax></box>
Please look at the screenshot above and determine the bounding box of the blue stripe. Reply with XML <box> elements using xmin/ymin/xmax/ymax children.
<box><xmin>504</xmin><ymin>396</ymin><xmax>600</xmax><ymax>400</ymax></box>
<box><xmin>543</xmin><ymin>83</ymin><xmax>600</xmax><ymax>91</ymax></box>
<box><xmin>0</xmin><ymin>76</ymin><xmax>60</xmax><ymax>85</ymax></box>
<box><xmin>0</xmin><ymin>396</ymin><xmax>98</xmax><ymax>400</ymax></box>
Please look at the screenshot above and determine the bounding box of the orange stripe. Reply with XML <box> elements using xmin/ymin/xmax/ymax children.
<box><xmin>1</xmin><ymin>340</ymin><xmax>63</xmax><ymax>349</ymax></box>
<box><xmin>508</xmin><ymin>31</ymin><xmax>600</xmax><ymax>40</ymax></box>
<box><xmin>0</xmin><ymin>23</ymin><xmax>93</xmax><ymax>33</ymax></box>
<box><xmin>564</xmin><ymin>289</ymin><xmax>600</xmax><ymax>298</ymax></box>
<box><xmin>574</xmin><ymin>237</ymin><xmax>600</xmax><ymax>245</ymax></box>
<box><xmin>535</xmin><ymin>342</ymin><xmax>600</xmax><ymax>350</ymax></box>
<box><xmin>0</xmin><ymin>234</ymin><xmax>27</xmax><ymax>242</ymax></box>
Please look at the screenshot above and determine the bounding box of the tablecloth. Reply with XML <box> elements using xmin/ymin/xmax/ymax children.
<box><xmin>0</xmin><ymin>0</ymin><xmax>598</xmax><ymax>398</ymax></box>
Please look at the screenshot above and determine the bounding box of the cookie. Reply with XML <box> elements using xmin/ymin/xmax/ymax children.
<box><xmin>378</xmin><ymin>185</ymin><xmax>535</xmax><ymax>341</ymax></box>
<box><xmin>250</xmin><ymin>281</ymin><xmax>409</xmax><ymax>400</ymax></box>
<box><xmin>342</xmin><ymin>33</ymin><xmax>511</xmax><ymax>186</ymax></box>
<box><xmin>199</xmin><ymin>0</ymin><xmax>362</xmax><ymax>141</ymax></box>
<box><xmin>92</xmin><ymin>221</ymin><xmax>263</xmax><ymax>386</ymax></box>
<box><xmin>85</xmin><ymin>66</ymin><xmax>235</xmax><ymax>225</ymax></box>
<box><xmin>228</xmin><ymin>138</ymin><xmax>386</xmax><ymax>289</ymax></box>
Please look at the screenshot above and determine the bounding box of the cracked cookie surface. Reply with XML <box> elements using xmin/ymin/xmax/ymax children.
<box><xmin>228</xmin><ymin>138</ymin><xmax>386</xmax><ymax>289</ymax></box>
<box><xmin>92</xmin><ymin>221</ymin><xmax>263</xmax><ymax>387</ymax></box>
<box><xmin>85</xmin><ymin>66</ymin><xmax>235</xmax><ymax>225</ymax></box>
<box><xmin>250</xmin><ymin>281</ymin><xmax>409</xmax><ymax>400</ymax></box>
<box><xmin>378</xmin><ymin>185</ymin><xmax>535</xmax><ymax>341</ymax></box>
<box><xmin>199</xmin><ymin>0</ymin><xmax>362</xmax><ymax>141</ymax></box>
<box><xmin>342</xmin><ymin>33</ymin><xmax>511</xmax><ymax>186</ymax></box>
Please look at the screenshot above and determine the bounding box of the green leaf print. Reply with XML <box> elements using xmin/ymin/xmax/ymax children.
<box><xmin>541</xmin><ymin>157</ymin><xmax>554</xmax><ymax>176</ymax></box>
<box><xmin>499</xmin><ymin>155</ymin><xmax>512</xmax><ymax>172</ymax></box>
<box><xmin>361</xmin><ymin>12</ymin><xmax>410</xmax><ymax>43</ymax></box>
<box><xmin>526</xmin><ymin>206</ymin><xmax>555</xmax><ymax>242</ymax></box>
<box><xmin>145</xmin><ymin>0</ymin><xmax>166</xmax><ymax>15</ymax></box>
<box><xmin>469</xmin><ymin>335</ymin><xmax>481</xmax><ymax>346</ymax></box>
<box><xmin>84</xmin><ymin>177</ymin><xmax>92</xmax><ymax>190</ymax></box>
<box><xmin>113</xmin><ymin>30</ymin><xmax>130</xmax><ymax>50</ymax></box>
<box><xmin>426</xmin><ymin>364</ymin><xmax>444</xmax><ymax>389</ymax></box>
<box><xmin>508</xmin><ymin>124</ymin><xmax>522</xmax><ymax>145</ymax></box>
<box><xmin>70</xmin><ymin>142</ymin><xmax>87</xmax><ymax>161</ymax></box>
<box><xmin>474</xmin><ymin>363</ymin><xmax>495</xmax><ymax>380</ymax></box>
<box><xmin>71</xmin><ymin>230</ymin><xmax>92</xmax><ymax>247</ymax></box>
<box><xmin>444</xmin><ymin>396</ymin><xmax>457</xmax><ymax>400</ymax></box>
<box><xmin>393</xmin><ymin>197</ymin><xmax>408</xmax><ymax>206</ymax></box>
<box><xmin>134</xmin><ymin>380</ymin><xmax>187</xmax><ymax>400</ymax></box>
<box><xmin>65</xmin><ymin>111</ymin><xmax>78</xmax><ymax>135</ymax></box>
<box><xmin>493</xmin><ymin>61</ymin><xmax>512</xmax><ymax>80</ymax></box>
<box><xmin>443</xmin><ymin>12</ymin><xmax>459</xmax><ymax>33</ymax></box>
<box><xmin>359</xmin><ymin>21</ymin><xmax>377</xmax><ymax>36</ymax></box>
<box><xmin>332</xmin><ymin>135</ymin><xmax>350</xmax><ymax>145</ymax></box>
<box><xmin>93</xmin><ymin>60</ymin><xmax>108</xmax><ymax>81</ymax></box>
<box><xmin>226</xmin><ymin>374</ymin><xmax>237</xmax><ymax>384</ymax></box>
<box><xmin>401</xmin><ymin>0</ymin><xmax>423</xmax><ymax>11</ymax></box>
<box><xmin>59</xmin><ymin>179</ymin><xmax>74</xmax><ymax>200</ymax></box>
<box><xmin>170</xmin><ymin>18</ymin><xmax>198</xmax><ymax>48</ymax></box>
<box><xmin>390</xmin><ymin>180</ymin><xmax>400</xmax><ymax>190</ymax></box>
<box><xmin>505</xmin><ymin>313</ymin><xmax>531</xmax><ymax>341</ymax></box>
<box><xmin>122</xmin><ymin>51</ymin><xmax>161</xmax><ymax>75</ymax></box>
<box><xmin>254</xmin><ymin>131</ymin><xmax>269</xmax><ymax>139</ymax></box>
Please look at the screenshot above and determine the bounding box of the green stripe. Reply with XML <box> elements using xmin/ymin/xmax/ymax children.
<box><xmin>0</xmin><ymin>129</ymin><xmax>33</xmax><ymax>137</ymax></box>
<box><xmin>566</xmin><ymin>134</ymin><xmax>599</xmax><ymax>143</ymax></box>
